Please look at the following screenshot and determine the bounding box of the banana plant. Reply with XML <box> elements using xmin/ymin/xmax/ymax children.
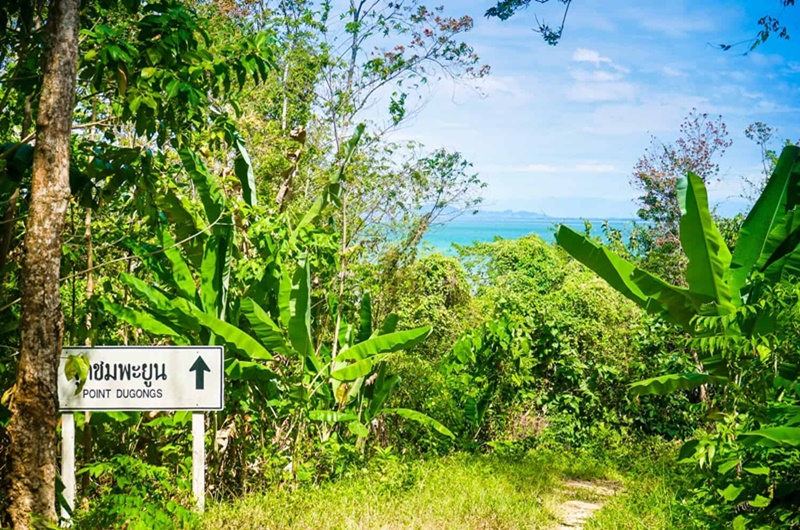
<box><xmin>555</xmin><ymin>145</ymin><xmax>800</xmax><ymax>395</ymax></box>
<box><xmin>308</xmin><ymin>293</ymin><xmax>455</xmax><ymax>449</ymax></box>
<box><xmin>103</xmin><ymin>127</ymin><xmax>365</xmax><ymax>378</ymax></box>
<box><xmin>100</xmin><ymin>145</ymin><xmax>282</xmax><ymax>386</ymax></box>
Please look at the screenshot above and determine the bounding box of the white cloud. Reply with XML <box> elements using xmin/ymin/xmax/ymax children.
<box><xmin>471</xmin><ymin>75</ymin><xmax>533</xmax><ymax>101</ymax></box>
<box><xmin>476</xmin><ymin>163</ymin><xmax>558</xmax><ymax>174</ymax></box>
<box><xmin>567</xmin><ymin>52</ymin><xmax>636</xmax><ymax>103</ymax></box>
<box><xmin>526</xmin><ymin>163</ymin><xmax>559</xmax><ymax>172</ymax></box>
<box><xmin>573</xmin><ymin>162</ymin><xmax>617</xmax><ymax>173</ymax></box>
<box><xmin>572</xmin><ymin>48</ymin><xmax>613</xmax><ymax>66</ymax></box>
<box><xmin>571</xmin><ymin>47</ymin><xmax>630</xmax><ymax>74</ymax></box>
<box><xmin>579</xmin><ymin>95</ymin><xmax>711</xmax><ymax>135</ymax></box>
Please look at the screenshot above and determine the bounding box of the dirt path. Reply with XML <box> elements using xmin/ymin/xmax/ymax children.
<box><xmin>553</xmin><ymin>480</ymin><xmax>621</xmax><ymax>529</ymax></box>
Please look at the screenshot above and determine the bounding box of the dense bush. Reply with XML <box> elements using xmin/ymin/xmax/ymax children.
<box><xmin>445</xmin><ymin>235</ymin><xmax>698</xmax><ymax>447</ymax></box>
<box><xmin>557</xmin><ymin>150</ymin><xmax>800</xmax><ymax>529</ymax></box>
<box><xmin>72</xmin><ymin>455</ymin><xmax>197</xmax><ymax>529</ymax></box>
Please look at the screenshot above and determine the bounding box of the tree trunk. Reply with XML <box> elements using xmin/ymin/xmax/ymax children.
<box><xmin>6</xmin><ymin>0</ymin><xmax>79</xmax><ymax>527</ymax></box>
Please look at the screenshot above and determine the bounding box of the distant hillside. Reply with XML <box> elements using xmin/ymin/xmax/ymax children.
<box><xmin>445</xmin><ymin>210</ymin><xmax>549</xmax><ymax>223</ymax></box>
<box><xmin>441</xmin><ymin>208</ymin><xmax>635</xmax><ymax>225</ymax></box>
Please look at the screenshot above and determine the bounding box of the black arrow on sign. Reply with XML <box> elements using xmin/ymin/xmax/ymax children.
<box><xmin>189</xmin><ymin>356</ymin><xmax>211</xmax><ymax>390</ymax></box>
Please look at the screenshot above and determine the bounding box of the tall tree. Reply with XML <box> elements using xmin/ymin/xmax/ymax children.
<box><xmin>5</xmin><ymin>0</ymin><xmax>79</xmax><ymax>527</ymax></box>
<box><xmin>318</xmin><ymin>0</ymin><xmax>487</xmax><ymax>151</ymax></box>
<box><xmin>630</xmin><ymin>109</ymin><xmax>731</xmax><ymax>284</ymax></box>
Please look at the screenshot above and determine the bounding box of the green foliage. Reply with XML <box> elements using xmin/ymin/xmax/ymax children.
<box><xmin>0</xmin><ymin>0</ymin><xmax>494</xmax><ymax>522</ymax></box>
<box><xmin>556</xmin><ymin>146</ymin><xmax>800</xmax><ymax>528</ymax></box>
<box><xmin>77</xmin><ymin>1</ymin><xmax>273</xmax><ymax>146</ymax></box>
<box><xmin>73</xmin><ymin>455</ymin><xmax>197</xmax><ymax>529</ymax></box>
<box><xmin>374</xmin><ymin>253</ymin><xmax>478</xmax><ymax>450</ymax></box>
<box><xmin>64</xmin><ymin>354</ymin><xmax>90</xmax><ymax>395</ymax></box>
<box><xmin>445</xmin><ymin>235</ymin><xmax>697</xmax><ymax>447</ymax></box>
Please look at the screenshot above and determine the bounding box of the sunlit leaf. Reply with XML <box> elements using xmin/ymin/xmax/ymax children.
<box><xmin>630</xmin><ymin>373</ymin><xmax>726</xmax><ymax>396</ymax></box>
<box><xmin>384</xmin><ymin>408</ymin><xmax>454</xmax><ymax>438</ymax></box>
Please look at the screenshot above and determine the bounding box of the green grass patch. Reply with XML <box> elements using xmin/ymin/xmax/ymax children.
<box><xmin>203</xmin><ymin>452</ymin><xmax>567</xmax><ymax>530</ymax></box>
<box><xmin>203</xmin><ymin>440</ymin><xmax>690</xmax><ymax>530</ymax></box>
<box><xmin>583</xmin><ymin>440</ymin><xmax>690</xmax><ymax>530</ymax></box>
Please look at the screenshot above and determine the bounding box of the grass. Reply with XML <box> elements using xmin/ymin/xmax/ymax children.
<box><xmin>203</xmin><ymin>452</ymin><xmax>567</xmax><ymax>530</ymax></box>
<box><xmin>584</xmin><ymin>441</ymin><xmax>690</xmax><ymax>530</ymax></box>
<box><xmin>202</xmin><ymin>444</ymin><xmax>685</xmax><ymax>530</ymax></box>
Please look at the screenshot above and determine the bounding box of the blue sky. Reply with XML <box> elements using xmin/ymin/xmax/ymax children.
<box><xmin>389</xmin><ymin>0</ymin><xmax>800</xmax><ymax>218</ymax></box>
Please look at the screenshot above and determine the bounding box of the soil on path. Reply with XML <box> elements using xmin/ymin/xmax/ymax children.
<box><xmin>553</xmin><ymin>479</ymin><xmax>622</xmax><ymax>529</ymax></box>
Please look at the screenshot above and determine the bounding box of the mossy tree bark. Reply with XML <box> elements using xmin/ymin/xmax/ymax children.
<box><xmin>6</xmin><ymin>0</ymin><xmax>79</xmax><ymax>527</ymax></box>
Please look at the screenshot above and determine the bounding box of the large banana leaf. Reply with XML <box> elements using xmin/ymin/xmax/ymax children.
<box><xmin>763</xmin><ymin>248</ymin><xmax>800</xmax><ymax>284</ymax></box>
<box><xmin>178</xmin><ymin>148</ymin><xmax>226</xmax><ymax>228</ymax></box>
<box><xmin>200</xmin><ymin>231</ymin><xmax>232</xmax><ymax>320</ymax></box>
<box><xmin>357</xmin><ymin>293</ymin><xmax>372</xmax><ymax>343</ymax></box>
<box><xmin>739</xmin><ymin>427</ymin><xmax>800</xmax><ymax>448</ymax></box>
<box><xmin>367</xmin><ymin>364</ymin><xmax>400</xmax><ymax>419</ymax></box>
<box><xmin>630</xmin><ymin>373</ymin><xmax>727</xmax><ymax>396</ymax></box>
<box><xmin>292</xmin><ymin>195</ymin><xmax>327</xmax><ymax>242</ymax></box>
<box><xmin>331</xmin><ymin>353</ymin><xmax>391</xmax><ymax>381</ymax></box>
<box><xmin>179</xmin><ymin>299</ymin><xmax>273</xmax><ymax>361</ymax></box>
<box><xmin>240</xmin><ymin>298</ymin><xmax>291</xmax><ymax>355</ymax></box>
<box><xmin>156</xmin><ymin>186</ymin><xmax>205</xmax><ymax>268</ymax></box>
<box><xmin>278</xmin><ymin>259</ymin><xmax>314</xmax><ymax>361</ymax></box>
<box><xmin>123</xmin><ymin>239</ymin><xmax>174</xmax><ymax>288</ymax></box>
<box><xmin>555</xmin><ymin>229</ymin><xmax>696</xmax><ymax>329</ymax></box>
<box><xmin>677</xmin><ymin>173</ymin><xmax>734</xmax><ymax>311</ymax></box>
<box><xmin>120</xmin><ymin>273</ymin><xmax>201</xmax><ymax>333</ymax></box>
<box><xmin>375</xmin><ymin>313</ymin><xmax>399</xmax><ymax>337</ymax></box>
<box><xmin>729</xmin><ymin>146</ymin><xmax>800</xmax><ymax>291</ymax></box>
<box><xmin>755</xmin><ymin>209</ymin><xmax>800</xmax><ymax>282</ymax></box>
<box><xmin>384</xmin><ymin>408</ymin><xmax>454</xmax><ymax>438</ymax></box>
<box><xmin>555</xmin><ymin>226</ymin><xmax>670</xmax><ymax>316</ymax></box>
<box><xmin>231</xmin><ymin>131</ymin><xmax>257</xmax><ymax>207</ymax></box>
<box><xmin>628</xmin><ymin>271</ymin><xmax>699</xmax><ymax>331</ymax></box>
<box><xmin>335</xmin><ymin>326</ymin><xmax>431</xmax><ymax>362</ymax></box>
<box><xmin>121</xmin><ymin>273</ymin><xmax>271</xmax><ymax>360</ymax></box>
<box><xmin>156</xmin><ymin>225</ymin><xmax>196</xmax><ymax>301</ymax></box>
<box><xmin>225</xmin><ymin>359</ymin><xmax>276</xmax><ymax>382</ymax></box>
<box><xmin>291</xmin><ymin>124</ymin><xmax>365</xmax><ymax>240</ymax></box>
<box><xmin>464</xmin><ymin>395</ymin><xmax>492</xmax><ymax>426</ymax></box>
<box><xmin>100</xmin><ymin>299</ymin><xmax>187</xmax><ymax>342</ymax></box>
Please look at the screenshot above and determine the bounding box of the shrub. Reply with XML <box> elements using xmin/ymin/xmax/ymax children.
<box><xmin>73</xmin><ymin>455</ymin><xmax>197</xmax><ymax>529</ymax></box>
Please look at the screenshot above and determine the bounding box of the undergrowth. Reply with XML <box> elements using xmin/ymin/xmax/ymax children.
<box><xmin>202</xmin><ymin>437</ymin><xmax>688</xmax><ymax>530</ymax></box>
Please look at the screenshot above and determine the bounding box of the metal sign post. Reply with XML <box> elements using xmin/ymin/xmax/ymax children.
<box><xmin>61</xmin><ymin>413</ymin><xmax>75</xmax><ymax>520</ymax></box>
<box><xmin>57</xmin><ymin>346</ymin><xmax>224</xmax><ymax>519</ymax></box>
<box><xmin>192</xmin><ymin>412</ymin><xmax>205</xmax><ymax>512</ymax></box>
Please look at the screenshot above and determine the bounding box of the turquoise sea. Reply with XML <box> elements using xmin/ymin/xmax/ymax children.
<box><xmin>420</xmin><ymin>213</ymin><xmax>638</xmax><ymax>253</ymax></box>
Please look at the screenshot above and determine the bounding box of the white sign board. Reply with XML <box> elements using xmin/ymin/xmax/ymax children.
<box><xmin>58</xmin><ymin>346</ymin><xmax>224</xmax><ymax>411</ymax></box>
